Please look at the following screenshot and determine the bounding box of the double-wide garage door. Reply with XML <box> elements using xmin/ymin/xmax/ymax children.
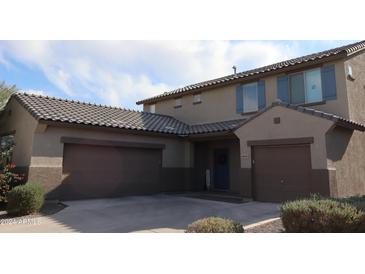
<box><xmin>253</xmin><ymin>144</ymin><xmax>312</xmax><ymax>202</ymax></box>
<box><xmin>61</xmin><ymin>144</ymin><xmax>162</xmax><ymax>200</ymax></box>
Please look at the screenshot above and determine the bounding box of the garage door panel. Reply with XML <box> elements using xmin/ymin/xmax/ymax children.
<box><xmin>253</xmin><ymin>144</ymin><xmax>312</xmax><ymax>202</ymax></box>
<box><xmin>61</xmin><ymin>144</ymin><xmax>162</xmax><ymax>199</ymax></box>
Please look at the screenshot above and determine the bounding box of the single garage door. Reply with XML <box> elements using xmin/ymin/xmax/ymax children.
<box><xmin>61</xmin><ymin>143</ymin><xmax>162</xmax><ymax>199</ymax></box>
<box><xmin>252</xmin><ymin>144</ymin><xmax>311</xmax><ymax>202</ymax></box>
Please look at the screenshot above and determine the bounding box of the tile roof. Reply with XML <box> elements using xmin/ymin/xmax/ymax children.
<box><xmin>237</xmin><ymin>101</ymin><xmax>365</xmax><ymax>132</ymax></box>
<box><xmin>11</xmin><ymin>93</ymin><xmax>365</xmax><ymax>138</ymax></box>
<box><xmin>187</xmin><ymin>119</ymin><xmax>247</xmax><ymax>135</ymax></box>
<box><xmin>12</xmin><ymin>93</ymin><xmax>246</xmax><ymax>136</ymax></box>
<box><xmin>137</xmin><ymin>40</ymin><xmax>365</xmax><ymax>105</ymax></box>
<box><xmin>274</xmin><ymin>102</ymin><xmax>365</xmax><ymax>131</ymax></box>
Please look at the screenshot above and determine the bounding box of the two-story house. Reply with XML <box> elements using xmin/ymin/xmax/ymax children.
<box><xmin>1</xmin><ymin>40</ymin><xmax>365</xmax><ymax>202</ymax></box>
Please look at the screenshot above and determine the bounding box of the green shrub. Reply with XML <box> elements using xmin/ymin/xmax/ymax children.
<box><xmin>186</xmin><ymin>217</ymin><xmax>244</xmax><ymax>233</ymax></box>
<box><xmin>0</xmin><ymin>164</ymin><xmax>24</xmax><ymax>205</ymax></box>
<box><xmin>281</xmin><ymin>198</ymin><xmax>365</xmax><ymax>233</ymax></box>
<box><xmin>6</xmin><ymin>183</ymin><xmax>44</xmax><ymax>216</ymax></box>
<box><xmin>335</xmin><ymin>196</ymin><xmax>365</xmax><ymax>212</ymax></box>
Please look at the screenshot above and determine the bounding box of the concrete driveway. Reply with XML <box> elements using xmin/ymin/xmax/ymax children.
<box><xmin>0</xmin><ymin>195</ymin><xmax>279</xmax><ymax>233</ymax></box>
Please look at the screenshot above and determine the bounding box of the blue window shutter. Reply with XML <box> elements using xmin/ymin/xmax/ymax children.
<box><xmin>321</xmin><ymin>65</ymin><xmax>337</xmax><ymax>100</ymax></box>
<box><xmin>236</xmin><ymin>85</ymin><xmax>243</xmax><ymax>113</ymax></box>
<box><xmin>258</xmin><ymin>80</ymin><xmax>266</xmax><ymax>110</ymax></box>
<box><xmin>277</xmin><ymin>75</ymin><xmax>289</xmax><ymax>103</ymax></box>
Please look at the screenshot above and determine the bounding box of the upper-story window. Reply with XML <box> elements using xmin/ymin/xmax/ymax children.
<box><xmin>236</xmin><ymin>80</ymin><xmax>265</xmax><ymax>114</ymax></box>
<box><xmin>242</xmin><ymin>82</ymin><xmax>258</xmax><ymax>113</ymax></box>
<box><xmin>193</xmin><ymin>94</ymin><xmax>201</xmax><ymax>104</ymax></box>
<box><xmin>174</xmin><ymin>98</ymin><xmax>182</xmax><ymax>108</ymax></box>
<box><xmin>289</xmin><ymin>68</ymin><xmax>323</xmax><ymax>104</ymax></box>
<box><xmin>149</xmin><ymin>104</ymin><xmax>156</xmax><ymax>113</ymax></box>
<box><xmin>277</xmin><ymin>65</ymin><xmax>337</xmax><ymax>105</ymax></box>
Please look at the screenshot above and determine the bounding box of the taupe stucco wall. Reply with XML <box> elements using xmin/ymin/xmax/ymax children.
<box><xmin>0</xmin><ymin>99</ymin><xmax>38</xmax><ymax>167</ymax></box>
<box><xmin>326</xmin><ymin>127</ymin><xmax>365</xmax><ymax>197</ymax></box>
<box><xmin>150</xmin><ymin>83</ymin><xmax>245</xmax><ymax>124</ymax></box>
<box><xmin>345</xmin><ymin>51</ymin><xmax>365</xmax><ymax>123</ymax></box>
<box><xmin>29</xmin><ymin>124</ymin><xmax>191</xmax><ymax>194</ymax></box>
<box><xmin>234</xmin><ymin>106</ymin><xmax>334</xmax><ymax>170</ymax></box>
<box><xmin>147</xmin><ymin>60</ymin><xmax>350</xmax><ymax>124</ymax></box>
<box><xmin>322</xmin><ymin>51</ymin><xmax>365</xmax><ymax>197</ymax></box>
<box><xmin>30</xmin><ymin>125</ymin><xmax>189</xmax><ymax>169</ymax></box>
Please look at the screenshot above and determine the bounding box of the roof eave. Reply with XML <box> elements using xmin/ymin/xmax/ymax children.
<box><xmin>186</xmin><ymin>130</ymin><xmax>237</xmax><ymax>140</ymax></box>
<box><xmin>234</xmin><ymin>102</ymin><xmax>365</xmax><ymax>133</ymax></box>
<box><xmin>335</xmin><ymin>120</ymin><xmax>365</xmax><ymax>132</ymax></box>
<box><xmin>12</xmin><ymin>94</ymin><xmax>41</xmax><ymax>121</ymax></box>
<box><xmin>39</xmin><ymin>119</ymin><xmax>185</xmax><ymax>138</ymax></box>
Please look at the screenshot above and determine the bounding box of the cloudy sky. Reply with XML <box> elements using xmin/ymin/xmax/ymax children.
<box><xmin>0</xmin><ymin>40</ymin><xmax>356</xmax><ymax>110</ymax></box>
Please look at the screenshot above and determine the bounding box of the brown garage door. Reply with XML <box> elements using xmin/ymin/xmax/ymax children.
<box><xmin>61</xmin><ymin>144</ymin><xmax>162</xmax><ymax>200</ymax></box>
<box><xmin>252</xmin><ymin>144</ymin><xmax>311</xmax><ymax>202</ymax></box>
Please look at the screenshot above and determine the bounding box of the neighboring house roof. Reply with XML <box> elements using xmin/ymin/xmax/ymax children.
<box><xmin>236</xmin><ymin>101</ymin><xmax>365</xmax><ymax>132</ymax></box>
<box><xmin>137</xmin><ymin>40</ymin><xmax>365</xmax><ymax>105</ymax></box>
<box><xmin>12</xmin><ymin>93</ymin><xmax>247</xmax><ymax>136</ymax></box>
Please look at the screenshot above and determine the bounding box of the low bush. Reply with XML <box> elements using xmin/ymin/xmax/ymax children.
<box><xmin>6</xmin><ymin>183</ymin><xmax>44</xmax><ymax>216</ymax></box>
<box><xmin>186</xmin><ymin>217</ymin><xmax>244</xmax><ymax>233</ymax></box>
<box><xmin>0</xmin><ymin>164</ymin><xmax>24</xmax><ymax>205</ymax></box>
<box><xmin>281</xmin><ymin>196</ymin><xmax>365</xmax><ymax>233</ymax></box>
<box><xmin>335</xmin><ymin>196</ymin><xmax>365</xmax><ymax>212</ymax></box>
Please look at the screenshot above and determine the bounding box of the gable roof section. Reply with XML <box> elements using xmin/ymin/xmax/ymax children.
<box><xmin>235</xmin><ymin>101</ymin><xmax>365</xmax><ymax>132</ymax></box>
<box><xmin>137</xmin><ymin>40</ymin><xmax>365</xmax><ymax>105</ymax></box>
<box><xmin>12</xmin><ymin>93</ymin><xmax>247</xmax><ymax>136</ymax></box>
<box><xmin>13</xmin><ymin>93</ymin><xmax>188</xmax><ymax>135</ymax></box>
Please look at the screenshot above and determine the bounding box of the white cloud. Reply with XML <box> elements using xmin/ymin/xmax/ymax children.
<box><xmin>0</xmin><ymin>40</ymin><xmax>301</xmax><ymax>109</ymax></box>
<box><xmin>20</xmin><ymin>89</ymin><xmax>45</xmax><ymax>96</ymax></box>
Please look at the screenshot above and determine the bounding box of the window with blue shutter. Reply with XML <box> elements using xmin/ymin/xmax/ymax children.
<box><xmin>321</xmin><ymin>65</ymin><xmax>337</xmax><ymax>100</ymax></box>
<box><xmin>258</xmin><ymin>80</ymin><xmax>266</xmax><ymax>110</ymax></box>
<box><xmin>277</xmin><ymin>75</ymin><xmax>289</xmax><ymax>103</ymax></box>
<box><xmin>242</xmin><ymin>83</ymin><xmax>258</xmax><ymax>113</ymax></box>
<box><xmin>278</xmin><ymin>67</ymin><xmax>335</xmax><ymax>105</ymax></box>
<box><xmin>236</xmin><ymin>81</ymin><xmax>264</xmax><ymax>113</ymax></box>
<box><xmin>236</xmin><ymin>85</ymin><xmax>243</xmax><ymax>113</ymax></box>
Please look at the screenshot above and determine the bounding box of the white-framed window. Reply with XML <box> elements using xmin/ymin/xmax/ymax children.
<box><xmin>242</xmin><ymin>82</ymin><xmax>258</xmax><ymax>113</ymax></box>
<box><xmin>175</xmin><ymin>98</ymin><xmax>182</xmax><ymax>108</ymax></box>
<box><xmin>193</xmin><ymin>94</ymin><xmax>201</xmax><ymax>104</ymax></box>
<box><xmin>149</xmin><ymin>104</ymin><xmax>155</xmax><ymax>113</ymax></box>
<box><xmin>289</xmin><ymin>68</ymin><xmax>323</xmax><ymax>104</ymax></box>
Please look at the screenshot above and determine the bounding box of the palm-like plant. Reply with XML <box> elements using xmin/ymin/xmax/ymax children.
<box><xmin>0</xmin><ymin>81</ymin><xmax>17</xmax><ymax>110</ymax></box>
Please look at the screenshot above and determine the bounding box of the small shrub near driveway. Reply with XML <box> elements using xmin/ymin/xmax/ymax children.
<box><xmin>6</xmin><ymin>183</ymin><xmax>45</xmax><ymax>216</ymax></box>
<box><xmin>335</xmin><ymin>196</ymin><xmax>365</xmax><ymax>212</ymax></box>
<box><xmin>186</xmin><ymin>217</ymin><xmax>244</xmax><ymax>233</ymax></box>
<box><xmin>281</xmin><ymin>197</ymin><xmax>365</xmax><ymax>233</ymax></box>
<box><xmin>0</xmin><ymin>164</ymin><xmax>24</xmax><ymax>206</ymax></box>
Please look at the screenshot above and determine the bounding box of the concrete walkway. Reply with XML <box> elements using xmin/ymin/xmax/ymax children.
<box><xmin>0</xmin><ymin>195</ymin><xmax>280</xmax><ymax>233</ymax></box>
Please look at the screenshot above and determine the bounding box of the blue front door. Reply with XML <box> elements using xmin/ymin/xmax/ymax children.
<box><xmin>213</xmin><ymin>149</ymin><xmax>229</xmax><ymax>190</ymax></box>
